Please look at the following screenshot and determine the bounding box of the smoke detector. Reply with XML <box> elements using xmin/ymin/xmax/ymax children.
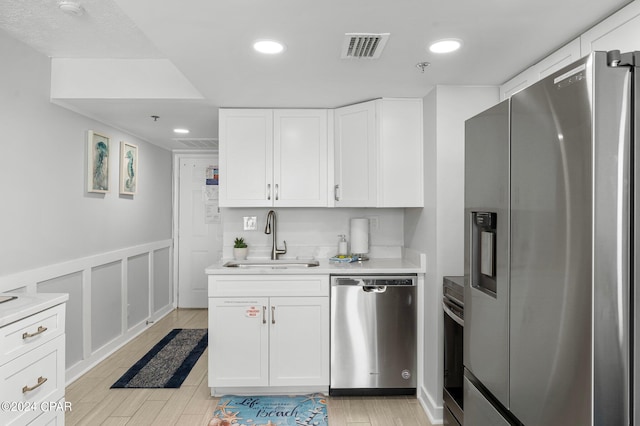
<box><xmin>58</xmin><ymin>1</ymin><xmax>85</xmax><ymax>16</ymax></box>
<box><xmin>341</xmin><ymin>33</ymin><xmax>390</xmax><ymax>59</ymax></box>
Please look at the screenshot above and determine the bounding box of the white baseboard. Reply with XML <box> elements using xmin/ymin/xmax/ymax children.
<box><xmin>417</xmin><ymin>384</ymin><xmax>444</xmax><ymax>425</ymax></box>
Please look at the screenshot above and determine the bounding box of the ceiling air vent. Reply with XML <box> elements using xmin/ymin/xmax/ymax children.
<box><xmin>174</xmin><ymin>138</ymin><xmax>219</xmax><ymax>150</ymax></box>
<box><xmin>341</xmin><ymin>33</ymin><xmax>390</xmax><ymax>59</ymax></box>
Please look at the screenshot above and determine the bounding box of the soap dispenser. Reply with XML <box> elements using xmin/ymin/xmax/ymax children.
<box><xmin>337</xmin><ymin>234</ymin><xmax>348</xmax><ymax>255</ymax></box>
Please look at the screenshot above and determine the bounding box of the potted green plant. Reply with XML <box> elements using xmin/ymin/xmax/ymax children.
<box><xmin>233</xmin><ymin>237</ymin><xmax>248</xmax><ymax>260</ymax></box>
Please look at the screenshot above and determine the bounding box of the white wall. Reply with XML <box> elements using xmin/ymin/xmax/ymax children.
<box><xmin>405</xmin><ymin>86</ymin><xmax>499</xmax><ymax>422</ymax></box>
<box><xmin>0</xmin><ymin>29</ymin><xmax>174</xmax><ymax>382</ymax></box>
<box><xmin>0</xmin><ymin>31</ymin><xmax>172</xmax><ymax>276</ymax></box>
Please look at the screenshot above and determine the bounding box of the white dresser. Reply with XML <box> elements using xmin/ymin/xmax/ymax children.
<box><xmin>0</xmin><ymin>293</ymin><xmax>68</xmax><ymax>426</ymax></box>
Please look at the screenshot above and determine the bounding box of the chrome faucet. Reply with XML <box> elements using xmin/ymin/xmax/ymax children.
<box><xmin>264</xmin><ymin>210</ymin><xmax>287</xmax><ymax>260</ymax></box>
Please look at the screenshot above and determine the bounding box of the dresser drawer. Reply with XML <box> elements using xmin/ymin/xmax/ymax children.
<box><xmin>0</xmin><ymin>304</ymin><xmax>65</xmax><ymax>367</ymax></box>
<box><xmin>0</xmin><ymin>336</ymin><xmax>65</xmax><ymax>426</ymax></box>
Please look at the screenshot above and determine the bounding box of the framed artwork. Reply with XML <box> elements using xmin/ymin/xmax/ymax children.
<box><xmin>119</xmin><ymin>141</ymin><xmax>138</xmax><ymax>195</ymax></box>
<box><xmin>87</xmin><ymin>131</ymin><xmax>110</xmax><ymax>193</ymax></box>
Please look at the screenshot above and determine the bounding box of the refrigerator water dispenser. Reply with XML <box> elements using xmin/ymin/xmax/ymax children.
<box><xmin>471</xmin><ymin>212</ymin><xmax>497</xmax><ymax>296</ymax></box>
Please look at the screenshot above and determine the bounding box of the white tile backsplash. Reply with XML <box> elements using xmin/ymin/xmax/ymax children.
<box><xmin>221</xmin><ymin>207</ymin><xmax>405</xmax><ymax>260</ymax></box>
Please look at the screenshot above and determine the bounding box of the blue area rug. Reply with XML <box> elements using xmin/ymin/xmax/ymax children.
<box><xmin>211</xmin><ymin>394</ymin><xmax>329</xmax><ymax>426</ymax></box>
<box><xmin>111</xmin><ymin>328</ymin><xmax>208</xmax><ymax>388</ymax></box>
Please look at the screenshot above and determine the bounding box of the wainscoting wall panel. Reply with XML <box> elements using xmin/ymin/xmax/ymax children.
<box><xmin>0</xmin><ymin>239</ymin><xmax>174</xmax><ymax>384</ymax></box>
<box><xmin>154</xmin><ymin>247</ymin><xmax>172</xmax><ymax>311</ymax></box>
<box><xmin>38</xmin><ymin>272</ymin><xmax>84</xmax><ymax>368</ymax></box>
<box><xmin>91</xmin><ymin>261</ymin><xmax>123</xmax><ymax>352</ymax></box>
<box><xmin>127</xmin><ymin>253</ymin><xmax>150</xmax><ymax>329</ymax></box>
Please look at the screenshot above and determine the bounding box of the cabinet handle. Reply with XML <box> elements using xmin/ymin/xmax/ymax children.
<box><xmin>262</xmin><ymin>306</ymin><xmax>267</xmax><ymax>324</ymax></box>
<box><xmin>275</xmin><ymin>184</ymin><xmax>279</xmax><ymax>201</ymax></box>
<box><xmin>22</xmin><ymin>376</ymin><xmax>47</xmax><ymax>393</ymax></box>
<box><xmin>271</xmin><ymin>306</ymin><xmax>276</xmax><ymax>324</ymax></box>
<box><xmin>22</xmin><ymin>326</ymin><xmax>47</xmax><ymax>339</ymax></box>
<box><xmin>334</xmin><ymin>184</ymin><xmax>340</xmax><ymax>201</ymax></box>
<box><xmin>267</xmin><ymin>184</ymin><xmax>271</xmax><ymax>200</ymax></box>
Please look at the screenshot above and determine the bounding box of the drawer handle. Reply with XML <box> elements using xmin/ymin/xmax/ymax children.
<box><xmin>271</xmin><ymin>306</ymin><xmax>276</xmax><ymax>324</ymax></box>
<box><xmin>22</xmin><ymin>376</ymin><xmax>47</xmax><ymax>393</ymax></box>
<box><xmin>22</xmin><ymin>326</ymin><xmax>47</xmax><ymax>339</ymax></box>
<box><xmin>262</xmin><ymin>306</ymin><xmax>267</xmax><ymax>324</ymax></box>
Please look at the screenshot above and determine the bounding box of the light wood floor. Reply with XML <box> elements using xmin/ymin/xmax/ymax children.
<box><xmin>65</xmin><ymin>308</ymin><xmax>434</xmax><ymax>426</ymax></box>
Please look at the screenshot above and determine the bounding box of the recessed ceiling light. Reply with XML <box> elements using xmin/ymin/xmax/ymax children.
<box><xmin>429</xmin><ymin>39</ymin><xmax>462</xmax><ymax>54</ymax></box>
<box><xmin>173</xmin><ymin>128</ymin><xmax>190</xmax><ymax>134</ymax></box>
<box><xmin>253</xmin><ymin>40</ymin><xmax>285</xmax><ymax>54</ymax></box>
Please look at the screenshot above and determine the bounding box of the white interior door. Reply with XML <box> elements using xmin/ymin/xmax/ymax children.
<box><xmin>178</xmin><ymin>156</ymin><xmax>221</xmax><ymax>307</ymax></box>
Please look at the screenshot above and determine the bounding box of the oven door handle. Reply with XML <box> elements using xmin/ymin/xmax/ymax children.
<box><xmin>443</xmin><ymin>299</ymin><xmax>464</xmax><ymax>327</ymax></box>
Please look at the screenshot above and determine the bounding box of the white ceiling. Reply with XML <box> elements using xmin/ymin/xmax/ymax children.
<box><xmin>0</xmin><ymin>0</ymin><xmax>632</xmax><ymax>150</ymax></box>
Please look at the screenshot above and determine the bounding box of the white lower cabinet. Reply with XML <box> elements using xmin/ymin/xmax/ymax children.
<box><xmin>267</xmin><ymin>297</ymin><xmax>329</xmax><ymax>387</ymax></box>
<box><xmin>208</xmin><ymin>275</ymin><xmax>329</xmax><ymax>394</ymax></box>
<box><xmin>209</xmin><ymin>297</ymin><xmax>270</xmax><ymax>387</ymax></box>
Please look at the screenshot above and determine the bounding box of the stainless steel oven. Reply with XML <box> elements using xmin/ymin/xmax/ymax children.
<box><xmin>443</xmin><ymin>276</ymin><xmax>464</xmax><ymax>425</ymax></box>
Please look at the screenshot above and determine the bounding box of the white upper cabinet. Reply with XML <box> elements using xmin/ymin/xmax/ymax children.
<box><xmin>500</xmin><ymin>39</ymin><xmax>581</xmax><ymax>100</ymax></box>
<box><xmin>219</xmin><ymin>109</ymin><xmax>273</xmax><ymax>207</ymax></box>
<box><xmin>501</xmin><ymin>1</ymin><xmax>640</xmax><ymax>100</ymax></box>
<box><xmin>377</xmin><ymin>98</ymin><xmax>424</xmax><ymax>207</ymax></box>
<box><xmin>580</xmin><ymin>1</ymin><xmax>640</xmax><ymax>54</ymax></box>
<box><xmin>334</xmin><ymin>98</ymin><xmax>424</xmax><ymax>207</ymax></box>
<box><xmin>333</xmin><ymin>100</ymin><xmax>377</xmax><ymax>207</ymax></box>
<box><xmin>219</xmin><ymin>108</ymin><xmax>328</xmax><ymax>207</ymax></box>
<box><xmin>273</xmin><ymin>109</ymin><xmax>328</xmax><ymax>207</ymax></box>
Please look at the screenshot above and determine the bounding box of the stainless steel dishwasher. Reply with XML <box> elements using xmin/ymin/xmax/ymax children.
<box><xmin>330</xmin><ymin>274</ymin><xmax>417</xmax><ymax>396</ymax></box>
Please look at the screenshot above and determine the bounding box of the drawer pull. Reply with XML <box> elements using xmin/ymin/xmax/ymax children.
<box><xmin>22</xmin><ymin>376</ymin><xmax>47</xmax><ymax>393</ymax></box>
<box><xmin>22</xmin><ymin>326</ymin><xmax>47</xmax><ymax>339</ymax></box>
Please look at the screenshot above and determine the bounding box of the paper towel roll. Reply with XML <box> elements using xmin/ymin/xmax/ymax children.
<box><xmin>350</xmin><ymin>218</ymin><xmax>369</xmax><ymax>254</ymax></box>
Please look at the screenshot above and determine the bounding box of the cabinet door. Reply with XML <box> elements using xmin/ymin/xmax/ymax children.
<box><xmin>273</xmin><ymin>109</ymin><xmax>328</xmax><ymax>206</ymax></box>
<box><xmin>580</xmin><ymin>1</ymin><xmax>640</xmax><ymax>55</ymax></box>
<box><xmin>377</xmin><ymin>98</ymin><xmax>424</xmax><ymax>207</ymax></box>
<box><xmin>268</xmin><ymin>297</ymin><xmax>329</xmax><ymax>386</ymax></box>
<box><xmin>219</xmin><ymin>109</ymin><xmax>273</xmax><ymax>207</ymax></box>
<box><xmin>500</xmin><ymin>40</ymin><xmax>581</xmax><ymax>100</ymax></box>
<box><xmin>500</xmin><ymin>69</ymin><xmax>534</xmax><ymax>100</ymax></box>
<box><xmin>208</xmin><ymin>297</ymin><xmax>269</xmax><ymax>387</ymax></box>
<box><xmin>333</xmin><ymin>101</ymin><xmax>377</xmax><ymax>207</ymax></box>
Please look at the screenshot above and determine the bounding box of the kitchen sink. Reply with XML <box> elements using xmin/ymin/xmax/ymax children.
<box><xmin>223</xmin><ymin>259</ymin><xmax>320</xmax><ymax>269</ymax></box>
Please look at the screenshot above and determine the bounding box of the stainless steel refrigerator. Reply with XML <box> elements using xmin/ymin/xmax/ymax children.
<box><xmin>464</xmin><ymin>50</ymin><xmax>638</xmax><ymax>425</ymax></box>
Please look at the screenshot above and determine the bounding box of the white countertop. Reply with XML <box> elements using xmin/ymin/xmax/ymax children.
<box><xmin>0</xmin><ymin>292</ymin><xmax>69</xmax><ymax>327</ymax></box>
<box><xmin>205</xmin><ymin>251</ymin><xmax>426</xmax><ymax>276</ymax></box>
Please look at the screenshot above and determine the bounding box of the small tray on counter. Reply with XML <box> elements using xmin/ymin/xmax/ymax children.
<box><xmin>329</xmin><ymin>255</ymin><xmax>359</xmax><ymax>263</ymax></box>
